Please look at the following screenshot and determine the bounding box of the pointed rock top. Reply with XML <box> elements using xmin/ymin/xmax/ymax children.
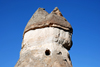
<box><xmin>52</xmin><ymin>7</ymin><xmax>59</xmax><ymax>12</ymax></box>
<box><xmin>23</xmin><ymin>7</ymin><xmax>73</xmax><ymax>36</ymax></box>
<box><xmin>51</xmin><ymin>7</ymin><xmax>63</xmax><ymax>16</ymax></box>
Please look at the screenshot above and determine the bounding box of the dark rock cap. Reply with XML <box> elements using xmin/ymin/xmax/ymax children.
<box><xmin>23</xmin><ymin>7</ymin><xmax>73</xmax><ymax>36</ymax></box>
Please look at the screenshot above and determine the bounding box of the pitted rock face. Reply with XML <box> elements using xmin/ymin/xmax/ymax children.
<box><xmin>15</xmin><ymin>7</ymin><xmax>73</xmax><ymax>67</ymax></box>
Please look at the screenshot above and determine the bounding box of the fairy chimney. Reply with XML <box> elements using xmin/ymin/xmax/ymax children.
<box><xmin>15</xmin><ymin>7</ymin><xmax>73</xmax><ymax>67</ymax></box>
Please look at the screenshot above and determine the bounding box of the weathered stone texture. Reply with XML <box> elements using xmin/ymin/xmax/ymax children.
<box><xmin>15</xmin><ymin>7</ymin><xmax>73</xmax><ymax>67</ymax></box>
<box><xmin>24</xmin><ymin>7</ymin><xmax>73</xmax><ymax>35</ymax></box>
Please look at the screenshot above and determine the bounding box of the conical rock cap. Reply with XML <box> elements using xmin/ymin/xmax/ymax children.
<box><xmin>24</xmin><ymin>7</ymin><xmax>73</xmax><ymax>36</ymax></box>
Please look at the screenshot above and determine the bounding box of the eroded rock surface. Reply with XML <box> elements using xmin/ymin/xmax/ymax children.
<box><xmin>15</xmin><ymin>7</ymin><xmax>73</xmax><ymax>67</ymax></box>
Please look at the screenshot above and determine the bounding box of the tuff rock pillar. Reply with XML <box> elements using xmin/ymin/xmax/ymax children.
<box><xmin>15</xmin><ymin>7</ymin><xmax>73</xmax><ymax>67</ymax></box>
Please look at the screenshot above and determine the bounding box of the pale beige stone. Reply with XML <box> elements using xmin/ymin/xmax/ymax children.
<box><xmin>21</xmin><ymin>27</ymin><xmax>72</xmax><ymax>55</ymax></box>
<box><xmin>15</xmin><ymin>7</ymin><xmax>73</xmax><ymax>67</ymax></box>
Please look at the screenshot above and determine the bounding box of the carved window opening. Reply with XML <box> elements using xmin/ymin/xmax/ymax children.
<box><xmin>45</xmin><ymin>49</ymin><xmax>50</xmax><ymax>56</ymax></box>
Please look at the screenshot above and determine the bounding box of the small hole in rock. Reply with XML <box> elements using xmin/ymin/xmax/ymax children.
<box><xmin>57</xmin><ymin>52</ymin><xmax>62</xmax><ymax>55</ymax></box>
<box><xmin>63</xmin><ymin>59</ymin><xmax>67</xmax><ymax>62</ymax></box>
<box><xmin>45</xmin><ymin>49</ymin><xmax>50</xmax><ymax>56</ymax></box>
<box><xmin>68</xmin><ymin>54</ymin><xmax>71</xmax><ymax>61</ymax></box>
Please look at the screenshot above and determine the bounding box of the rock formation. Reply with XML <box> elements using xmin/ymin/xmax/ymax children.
<box><xmin>15</xmin><ymin>7</ymin><xmax>73</xmax><ymax>67</ymax></box>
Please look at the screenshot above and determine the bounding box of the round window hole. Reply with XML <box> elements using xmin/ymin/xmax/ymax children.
<box><xmin>45</xmin><ymin>49</ymin><xmax>50</xmax><ymax>56</ymax></box>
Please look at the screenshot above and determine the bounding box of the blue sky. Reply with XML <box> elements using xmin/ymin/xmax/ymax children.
<box><xmin>0</xmin><ymin>0</ymin><xmax>100</xmax><ymax>67</ymax></box>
